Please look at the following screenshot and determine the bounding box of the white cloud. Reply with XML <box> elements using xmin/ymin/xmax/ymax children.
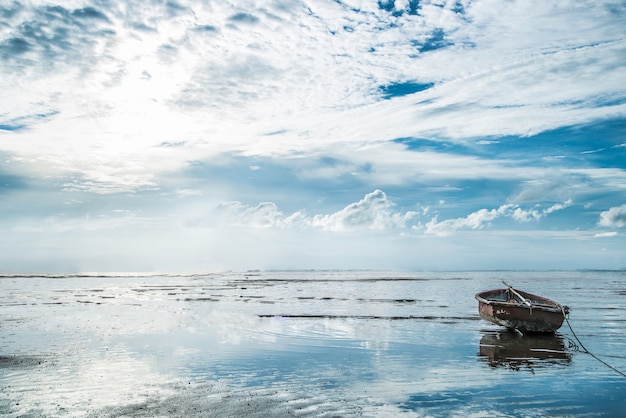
<box><xmin>545</xmin><ymin>199</ymin><xmax>573</xmax><ymax>214</ymax></box>
<box><xmin>594</xmin><ymin>232</ymin><xmax>618</xmax><ymax>238</ymax></box>
<box><xmin>311</xmin><ymin>190</ymin><xmax>417</xmax><ymax>231</ymax></box>
<box><xmin>10</xmin><ymin>190</ymin><xmax>575</xmax><ymax>239</ymax></box>
<box><xmin>200</xmin><ymin>190</ymin><xmax>417</xmax><ymax>232</ymax></box>
<box><xmin>511</xmin><ymin>207</ymin><xmax>542</xmax><ymax>223</ymax></box>
<box><xmin>512</xmin><ymin>199</ymin><xmax>573</xmax><ymax>222</ymax></box>
<box><xmin>424</xmin><ymin>199</ymin><xmax>573</xmax><ymax>236</ymax></box>
<box><xmin>598</xmin><ymin>204</ymin><xmax>626</xmax><ymax>228</ymax></box>
<box><xmin>210</xmin><ymin>201</ymin><xmax>287</xmax><ymax>229</ymax></box>
<box><xmin>2</xmin><ymin>0</ymin><xmax>625</xmax><ymax>195</ymax></box>
<box><xmin>424</xmin><ymin>205</ymin><xmax>514</xmax><ymax>236</ymax></box>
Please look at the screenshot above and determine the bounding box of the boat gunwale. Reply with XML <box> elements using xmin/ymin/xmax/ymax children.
<box><xmin>475</xmin><ymin>288</ymin><xmax>565</xmax><ymax>314</ymax></box>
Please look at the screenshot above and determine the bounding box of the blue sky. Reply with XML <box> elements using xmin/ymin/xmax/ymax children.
<box><xmin>1</xmin><ymin>0</ymin><xmax>625</xmax><ymax>272</ymax></box>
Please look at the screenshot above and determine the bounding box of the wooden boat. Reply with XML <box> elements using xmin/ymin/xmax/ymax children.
<box><xmin>475</xmin><ymin>282</ymin><xmax>569</xmax><ymax>334</ymax></box>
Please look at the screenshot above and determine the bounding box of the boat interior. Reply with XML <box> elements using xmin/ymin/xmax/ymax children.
<box><xmin>481</xmin><ymin>288</ymin><xmax>566</xmax><ymax>313</ymax></box>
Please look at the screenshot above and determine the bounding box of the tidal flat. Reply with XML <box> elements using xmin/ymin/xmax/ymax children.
<box><xmin>1</xmin><ymin>270</ymin><xmax>625</xmax><ymax>416</ymax></box>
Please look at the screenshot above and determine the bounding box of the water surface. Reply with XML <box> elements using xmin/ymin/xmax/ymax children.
<box><xmin>1</xmin><ymin>271</ymin><xmax>625</xmax><ymax>416</ymax></box>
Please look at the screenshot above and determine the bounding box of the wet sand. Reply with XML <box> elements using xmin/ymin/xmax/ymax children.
<box><xmin>1</xmin><ymin>271</ymin><xmax>625</xmax><ymax>416</ymax></box>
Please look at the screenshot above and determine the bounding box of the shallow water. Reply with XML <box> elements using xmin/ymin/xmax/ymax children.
<box><xmin>1</xmin><ymin>271</ymin><xmax>625</xmax><ymax>416</ymax></box>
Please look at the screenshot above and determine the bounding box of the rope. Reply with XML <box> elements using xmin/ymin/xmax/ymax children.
<box><xmin>562</xmin><ymin>306</ymin><xmax>626</xmax><ymax>379</ymax></box>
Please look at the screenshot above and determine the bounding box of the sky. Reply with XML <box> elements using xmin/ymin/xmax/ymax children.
<box><xmin>1</xmin><ymin>0</ymin><xmax>625</xmax><ymax>272</ymax></box>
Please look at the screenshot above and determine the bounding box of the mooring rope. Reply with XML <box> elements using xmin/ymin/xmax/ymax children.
<box><xmin>562</xmin><ymin>306</ymin><xmax>626</xmax><ymax>379</ymax></box>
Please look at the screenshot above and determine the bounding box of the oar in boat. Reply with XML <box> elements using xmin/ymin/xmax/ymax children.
<box><xmin>501</xmin><ymin>280</ymin><xmax>532</xmax><ymax>308</ymax></box>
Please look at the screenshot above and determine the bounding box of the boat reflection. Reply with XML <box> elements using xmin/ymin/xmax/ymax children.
<box><xmin>478</xmin><ymin>330</ymin><xmax>571</xmax><ymax>371</ymax></box>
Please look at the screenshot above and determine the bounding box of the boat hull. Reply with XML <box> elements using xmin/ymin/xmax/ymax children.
<box><xmin>475</xmin><ymin>288</ymin><xmax>567</xmax><ymax>334</ymax></box>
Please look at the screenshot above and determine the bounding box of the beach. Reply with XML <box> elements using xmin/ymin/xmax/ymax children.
<box><xmin>1</xmin><ymin>270</ymin><xmax>625</xmax><ymax>416</ymax></box>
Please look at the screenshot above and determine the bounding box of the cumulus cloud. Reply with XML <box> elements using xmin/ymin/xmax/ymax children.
<box><xmin>424</xmin><ymin>205</ymin><xmax>514</xmax><ymax>236</ymax></box>
<box><xmin>598</xmin><ymin>204</ymin><xmax>626</xmax><ymax>228</ymax></box>
<box><xmin>206</xmin><ymin>191</ymin><xmax>574</xmax><ymax>236</ymax></box>
<box><xmin>424</xmin><ymin>200</ymin><xmax>573</xmax><ymax>236</ymax></box>
<box><xmin>204</xmin><ymin>190</ymin><xmax>417</xmax><ymax>232</ymax></box>
<box><xmin>511</xmin><ymin>199</ymin><xmax>573</xmax><ymax>222</ymax></box>
<box><xmin>310</xmin><ymin>190</ymin><xmax>417</xmax><ymax>231</ymax></box>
